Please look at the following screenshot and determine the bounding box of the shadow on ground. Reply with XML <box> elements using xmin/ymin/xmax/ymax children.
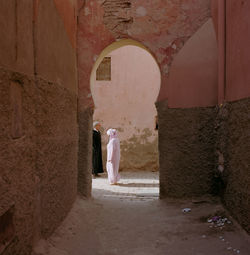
<box><xmin>116</xmin><ymin>183</ymin><xmax>159</xmax><ymax>188</ymax></box>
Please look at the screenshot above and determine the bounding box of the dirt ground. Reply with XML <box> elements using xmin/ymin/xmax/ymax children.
<box><xmin>33</xmin><ymin>172</ymin><xmax>250</xmax><ymax>255</ymax></box>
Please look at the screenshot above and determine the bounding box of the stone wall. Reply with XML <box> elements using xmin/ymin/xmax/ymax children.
<box><xmin>156</xmin><ymin>97</ymin><xmax>250</xmax><ymax>233</ymax></box>
<box><xmin>157</xmin><ymin>100</ymin><xmax>216</xmax><ymax>198</ymax></box>
<box><xmin>215</xmin><ymin>99</ymin><xmax>250</xmax><ymax>233</ymax></box>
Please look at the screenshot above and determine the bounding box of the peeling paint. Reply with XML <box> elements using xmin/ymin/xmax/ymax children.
<box><xmin>119</xmin><ymin>134</ymin><xmax>158</xmax><ymax>171</ymax></box>
<box><xmin>102</xmin><ymin>0</ymin><xmax>133</xmax><ymax>38</ymax></box>
<box><xmin>78</xmin><ymin>0</ymin><xmax>211</xmax><ymax>107</ymax></box>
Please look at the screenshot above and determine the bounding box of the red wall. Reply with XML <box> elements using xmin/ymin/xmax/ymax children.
<box><xmin>168</xmin><ymin>19</ymin><xmax>218</xmax><ymax>108</ymax></box>
<box><xmin>226</xmin><ymin>0</ymin><xmax>250</xmax><ymax>101</ymax></box>
<box><xmin>0</xmin><ymin>0</ymin><xmax>78</xmax><ymax>253</ymax></box>
<box><xmin>210</xmin><ymin>0</ymin><xmax>218</xmax><ymax>38</ymax></box>
<box><xmin>211</xmin><ymin>0</ymin><xmax>250</xmax><ymax>102</ymax></box>
<box><xmin>53</xmin><ymin>0</ymin><xmax>77</xmax><ymax>48</ymax></box>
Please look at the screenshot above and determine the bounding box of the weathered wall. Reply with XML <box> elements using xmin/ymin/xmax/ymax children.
<box><xmin>0</xmin><ymin>70</ymin><xmax>37</xmax><ymax>255</ymax></box>
<box><xmin>78</xmin><ymin>107</ymin><xmax>93</xmax><ymax>198</ymax></box>
<box><xmin>92</xmin><ymin>45</ymin><xmax>160</xmax><ymax>171</ymax></box>
<box><xmin>154</xmin><ymin>16</ymin><xmax>218</xmax><ymax>197</ymax></box>
<box><xmin>0</xmin><ymin>0</ymin><xmax>78</xmax><ymax>254</ymax></box>
<box><xmin>223</xmin><ymin>0</ymin><xmax>250</xmax><ymax>233</ymax></box>
<box><xmin>223</xmin><ymin>99</ymin><xmax>250</xmax><ymax>233</ymax></box>
<box><xmin>78</xmin><ymin>0</ymin><xmax>211</xmax><ymax>106</ymax></box>
<box><xmin>157</xmin><ymin>100</ymin><xmax>216</xmax><ymax>198</ymax></box>
<box><xmin>210</xmin><ymin>0</ymin><xmax>250</xmax><ymax>233</ymax></box>
<box><xmin>215</xmin><ymin>99</ymin><xmax>250</xmax><ymax>234</ymax></box>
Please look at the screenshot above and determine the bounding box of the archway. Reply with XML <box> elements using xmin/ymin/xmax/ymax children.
<box><xmin>90</xmin><ymin>39</ymin><xmax>161</xmax><ymax>198</ymax></box>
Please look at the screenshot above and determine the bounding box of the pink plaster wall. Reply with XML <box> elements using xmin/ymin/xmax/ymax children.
<box><xmin>211</xmin><ymin>0</ymin><xmax>218</xmax><ymax>38</ymax></box>
<box><xmin>92</xmin><ymin>45</ymin><xmax>160</xmax><ymax>170</ymax></box>
<box><xmin>225</xmin><ymin>0</ymin><xmax>250</xmax><ymax>101</ymax></box>
<box><xmin>168</xmin><ymin>19</ymin><xmax>218</xmax><ymax>108</ymax></box>
<box><xmin>36</xmin><ymin>0</ymin><xmax>78</xmax><ymax>94</ymax></box>
<box><xmin>211</xmin><ymin>0</ymin><xmax>250</xmax><ymax>102</ymax></box>
<box><xmin>53</xmin><ymin>0</ymin><xmax>77</xmax><ymax>48</ymax></box>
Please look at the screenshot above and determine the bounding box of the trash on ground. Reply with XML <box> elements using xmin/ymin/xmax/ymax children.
<box><xmin>182</xmin><ymin>208</ymin><xmax>191</xmax><ymax>213</ymax></box>
<box><xmin>207</xmin><ymin>215</ymin><xmax>232</xmax><ymax>228</ymax></box>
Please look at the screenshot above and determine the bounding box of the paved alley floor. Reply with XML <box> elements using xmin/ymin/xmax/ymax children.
<box><xmin>33</xmin><ymin>171</ymin><xmax>250</xmax><ymax>255</ymax></box>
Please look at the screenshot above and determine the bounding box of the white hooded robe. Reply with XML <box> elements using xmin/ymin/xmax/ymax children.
<box><xmin>106</xmin><ymin>129</ymin><xmax>120</xmax><ymax>184</ymax></box>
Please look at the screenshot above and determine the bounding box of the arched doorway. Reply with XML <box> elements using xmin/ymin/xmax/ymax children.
<box><xmin>90</xmin><ymin>40</ymin><xmax>161</xmax><ymax>198</ymax></box>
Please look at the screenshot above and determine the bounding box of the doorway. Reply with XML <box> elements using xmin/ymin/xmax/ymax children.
<box><xmin>90</xmin><ymin>41</ymin><xmax>161</xmax><ymax>199</ymax></box>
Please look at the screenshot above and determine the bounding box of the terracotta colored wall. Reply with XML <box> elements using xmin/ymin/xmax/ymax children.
<box><xmin>224</xmin><ymin>1</ymin><xmax>250</xmax><ymax>233</ymax></box>
<box><xmin>0</xmin><ymin>0</ymin><xmax>34</xmax><ymax>75</ymax></box>
<box><xmin>0</xmin><ymin>0</ymin><xmax>78</xmax><ymax>254</ymax></box>
<box><xmin>157</xmin><ymin>101</ymin><xmax>216</xmax><ymax>198</ymax></box>
<box><xmin>168</xmin><ymin>19</ymin><xmax>218</xmax><ymax>108</ymax></box>
<box><xmin>211</xmin><ymin>0</ymin><xmax>250</xmax><ymax>102</ymax></box>
<box><xmin>92</xmin><ymin>45</ymin><xmax>160</xmax><ymax>171</ymax></box>
<box><xmin>53</xmin><ymin>0</ymin><xmax>77</xmax><ymax>48</ymax></box>
<box><xmin>154</xmin><ymin>12</ymin><xmax>218</xmax><ymax>198</ymax></box>
<box><xmin>215</xmin><ymin>99</ymin><xmax>250</xmax><ymax>234</ymax></box>
<box><xmin>210</xmin><ymin>0</ymin><xmax>218</xmax><ymax>38</ymax></box>
<box><xmin>225</xmin><ymin>0</ymin><xmax>250</xmax><ymax>101</ymax></box>
<box><xmin>35</xmin><ymin>0</ymin><xmax>78</xmax><ymax>94</ymax></box>
<box><xmin>209</xmin><ymin>0</ymin><xmax>250</xmax><ymax>233</ymax></box>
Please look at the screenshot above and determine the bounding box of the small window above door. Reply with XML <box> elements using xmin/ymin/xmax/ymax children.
<box><xmin>96</xmin><ymin>57</ymin><xmax>111</xmax><ymax>81</ymax></box>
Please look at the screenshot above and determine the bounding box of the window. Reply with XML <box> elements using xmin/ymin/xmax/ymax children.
<box><xmin>96</xmin><ymin>57</ymin><xmax>111</xmax><ymax>81</ymax></box>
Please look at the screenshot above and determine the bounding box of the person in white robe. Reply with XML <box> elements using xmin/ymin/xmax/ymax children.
<box><xmin>106</xmin><ymin>128</ymin><xmax>120</xmax><ymax>185</ymax></box>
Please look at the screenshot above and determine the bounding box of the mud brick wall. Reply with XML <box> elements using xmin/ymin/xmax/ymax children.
<box><xmin>0</xmin><ymin>68</ymin><xmax>78</xmax><ymax>254</ymax></box>
<box><xmin>157</xmin><ymin>100</ymin><xmax>216</xmax><ymax>198</ymax></box>
<box><xmin>36</xmin><ymin>77</ymin><xmax>78</xmax><ymax>238</ymax></box>
<box><xmin>0</xmin><ymin>0</ymin><xmax>78</xmax><ymax>254</ymax></box>
<box><xmin>0</xmin><ymin>69</ymin><xmax>38</xmax><ymax>255</ymax></box>
<box><xmin>216</xmin><ymin>99</ymin><xmax>250</xmax><ymax>233</ymax></box>
<box><xmin>78</xmin><ymin>107</ymin><xmax>93</xmax><ymax>198</ymax></box>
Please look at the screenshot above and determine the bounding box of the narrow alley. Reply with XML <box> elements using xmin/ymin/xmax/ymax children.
<box><xmin>0</xmin><ymin>1</ymin><xmax>249</xmax><ymax>254</ymax></box>
<box><xmin>33</xmin><ymin>172</ymin><xmax>250</xmax><ymax>255</ymax></box>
